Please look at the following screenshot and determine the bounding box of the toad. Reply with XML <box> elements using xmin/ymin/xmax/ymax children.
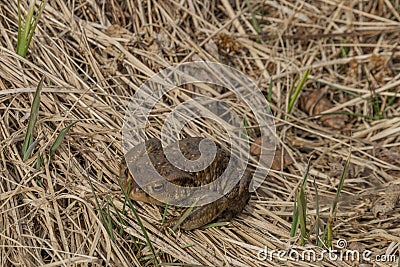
<box><xmin>119</xmin><ymin>137</ymin><xmax>251</xmax><ymax>230</ymax></box>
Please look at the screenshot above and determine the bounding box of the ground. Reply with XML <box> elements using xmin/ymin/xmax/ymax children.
<box><xmin>0</xmin><ymin>0</ymin><xmax>399</xmax><ymax>266</ymax></box>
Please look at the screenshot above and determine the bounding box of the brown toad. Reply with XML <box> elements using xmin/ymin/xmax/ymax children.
<box><xmin>119</xmin><ymin>137</ymin><xmax>251</xmax><ymax>230</ymax></box>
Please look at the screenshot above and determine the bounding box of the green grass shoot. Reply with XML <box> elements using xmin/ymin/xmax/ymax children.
<box><xmin>287</xmin><ymin>68</ymin><xmax>311</xmax><ymax>117</ymax></box>
<box><xmin>242</xmin><ymin>116</ymin><xmax>249</xmax><ymax>137</ymax></box>
<box><xmin>119</xmin><ymin>180</ymin><xmax>159</xmax><ymax>267</ymax></box>
<box><xmin>21</xmin><ymin>78</ymin><xmax>43</xmax><ymax>161</ymax></box>
<box><xmin>245</xmin><ymin>0</ymin><xmax>260</xmax><ymax>36</ymax></box>
<box><xmin>88</xmin><ymin>173</ymin><xmax>116</xmax><ymax>241</ymax></box>
<box><xmin>290</xmin><ymin>158</ymin><xmax>312</xmax><ymax>238</ymax></box>
<box><xmin>322</xmin><ymin>150</ymin><xmax>350</xmax><ymax>247</ymax></box>
<box><xmin>293</xmin><ymin>157</ymin><xmax>312</xmax><ymax>244</ymax></box>
<box><xmin>161</xmin><ymin>196</ymin><xmax>170</xmax><ymax>225</ymax></box>
<box><xmin>171</xmin><ymin>197</ymin><xmax>200</xmax><ymax>232</ymax></box>
<box><xmin>290</xmin><ymin>154</ymin><xmax>350</xmax><ymax>248</ymax></box>
<box><xmin>49</xmin><ymin>121</ymin><xmax>77</xmax><ymax>157</ymax></box>
<box><xmin>21</xmin><ymin>78</ymin><xmax>75</xmax><ymax>166</ymax></box>
<box><xmin>17</xmin><ymin>0</ymin><xmax>47</xmax><ymax>58</ymax></box>
<box><xmin>267</xmin><ymin>78</ymin><xmax>273</xmax><ymax>103</ymax></box>
<box><xmin>290</xmin><ymin>191</ymin><xmax>299</xmax><ymax>238</ymax></box>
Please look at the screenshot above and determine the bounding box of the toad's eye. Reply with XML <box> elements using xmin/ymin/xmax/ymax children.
<box><xmin>134</xmin><ymin>186</ymin><xmax>143</xmax><ymax>193</ymax></box>
<box><xmin>151</xmin><ymin>183</ymin><xmax>164</xmax><ymax>192</ymax></box>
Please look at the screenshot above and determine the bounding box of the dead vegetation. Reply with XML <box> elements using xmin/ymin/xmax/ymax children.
<box><xmin>0</xmin><ymin>0</ymin><xmax>399</xmax><ymax>266</ymax></box>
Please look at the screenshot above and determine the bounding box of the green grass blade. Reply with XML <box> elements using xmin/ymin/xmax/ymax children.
<box><xmin>287</xmin><ymin>68</ymin><xmax>311</xmax><ymax>116</ymax></box>
<box><xmin>105</xmin><ymin>201</ymin><xmax>115</xmax><ymax>240</ymax></box>
<box><xmin>22</xmin><ymin>78</ymin><xmax>44</xmax><ymax>161</ymax></box>
<box><xmin>16</xmin><ymin>0</ymin><xmax>47</xmax><ymax>58</ymax></box>
<box><xmin>171</xmin><ymin>198</ymin><xmax>200</xmax><ymax>232</ymax></box>
<box><xmin>326</xmin><ymin>217</ymin><xmax>333</xmax><ymax>248</ymax></box>
<box><xmin>245</xmin><ymin>0</ymin><xmax>259</xmax><ymax>34</ymax></box>
<box><xmin>313</xmin><ymin>179</ymin><xmax>321</xmax><ymax>247</ymax></box>
<box><xmin>35</xmin><ymin>150</ymin><xmax>41</xmax><ymax>170</ymax></box>
<box><xmin>267</xmin><ymin>78</ymin><xmax>273</xmax><ymax>102</ymax></box>
<box><xmin>17</xmin><ymin>0</ymin><xmax>36</xmax><ymax>56</ymax></box>
<box><xmin>49</xmin><ymin>121</ymin><xmax>77</xmax><ymax>157</ymax></box>
<box><xmin>110</xmin><ymin>201</ymin><xmax>126</xmax><ymax>232</ymax></box>
<box><xmin>302</xmin><ymin>157</ymin><xmax>312</xmax><ymax>188</ymax></box>
<box><xmin>296</xmin><ymin>187</ymin><xmax>307</xmax><ymax>245</ymax></box>
<box><xmin>372</xmin><ymin>93</ymin><xmax>381</xmax><ymax>118</ymax></box>
<box><xmin>24</xmin><ymin>0</ymin><xmax>36</xmax><ymax>40</ymax></box>
<box><xmin>290</xmin><ymin>191</ymin><xmax>299</xmax><ymax>237</ymax></box>
<box><xmin>291</xmin><ymin>157</ymin><xmax>312</xmax><ymax>240</ymax></box>
<box><xmin>119</xmin><ymin>180</ymin><xmax>159</xmax><ymax>266</ymax></box>
<box><xmin>322</xmin><ymin>151</ymin><xmax>351</xmax><ymax>247</ymax></box>
<box><xmin>330</xmin><ymin>152</ymin><xmax>350</xmax><ymax>215</ymax></box>
<box><xmin>340</xmin><ymin>45</ymin><xmax>349</xmax><ymax>58</ymax></box>
<box><xmin>23</xmin><ymin>136</ymin><xmax>42</xmax><ymax>162</ymax></box>
<box><xmin>26</xmin><ymin>1</ymin><xmax>46</xmax><ymax>53</ymax></box>
<box><xmin>87</xmin><ymin>173</ymin><xmax>115</xmax><ymax>240</ymax></box>
<box><xmin>242</xmin><ymin>116</ymin><xmax>249</xmax><ymax>137</ymax></box>
<box><xmin>288</xmin><ymin>73</ymin><xmax>299</xmax><ymax>101</ymax></box>
<box><xmin>161</xmin><ymin>197</ymin><xmax>170</xmax><ymax>225</ymax></box>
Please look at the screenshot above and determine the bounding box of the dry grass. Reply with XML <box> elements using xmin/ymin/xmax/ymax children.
<box><xmin>1</xmin><ymin>0</ymin><xmax>400</xmax><ymax>266</ymax></box>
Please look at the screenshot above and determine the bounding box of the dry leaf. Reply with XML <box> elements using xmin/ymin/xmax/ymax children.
<box><xmin>215</xmin><ymin>33</ymin><xmax>242</xmax><ymax>53</ymax></box>
<box><xmin>299</xmin><ymin>89</ymin><xmax>348</xmax><ymax>130</ymax></box>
